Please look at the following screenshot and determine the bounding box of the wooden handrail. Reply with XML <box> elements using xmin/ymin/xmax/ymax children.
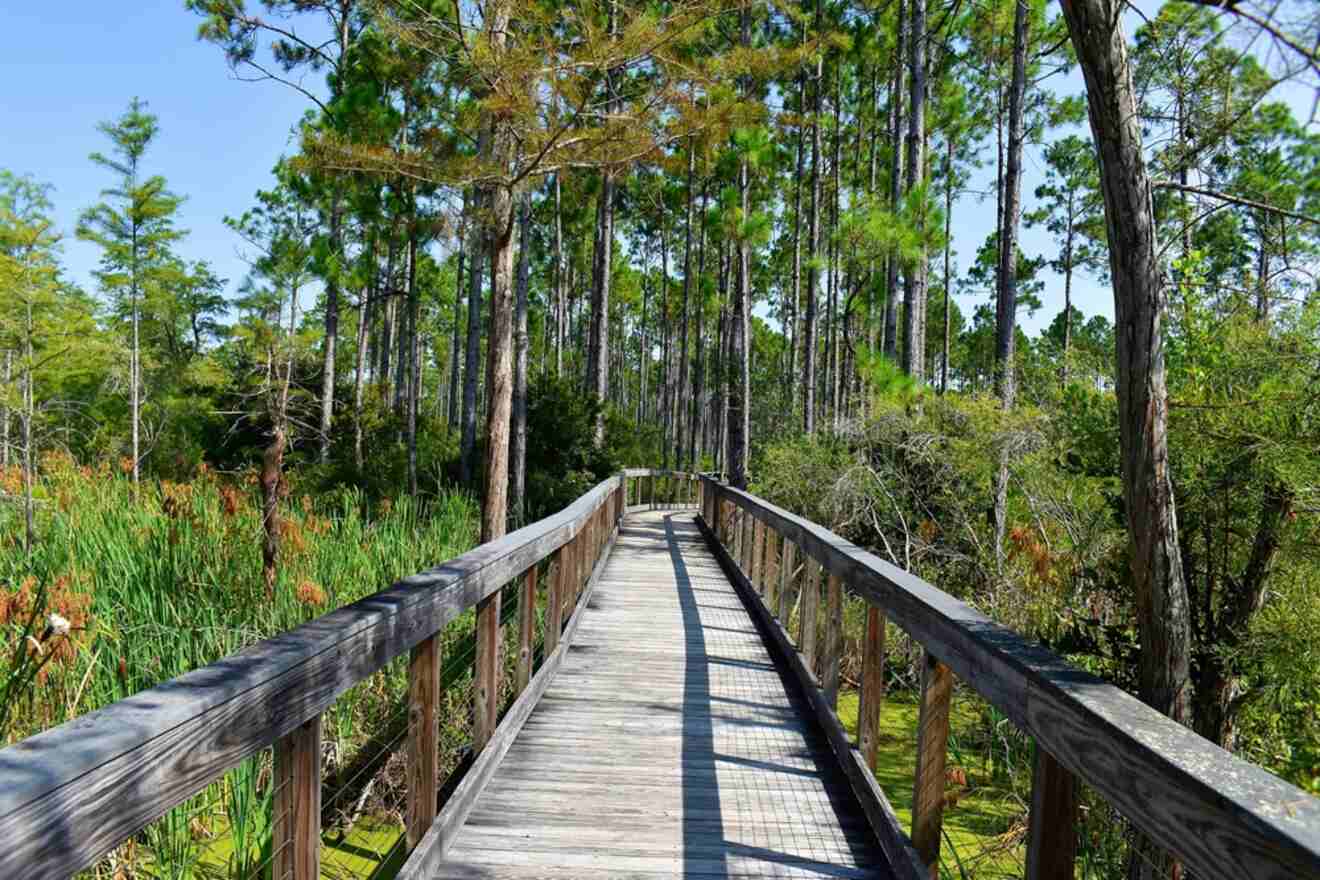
<box><xmin>700</xmin><ymin>476</ymin><xmax>1320</xmax><ymax>880</ymax></box>
<box><xmin>0</xmin><ymin>471</ymin><xmax>695</xmax><ymax>879</ymax></box>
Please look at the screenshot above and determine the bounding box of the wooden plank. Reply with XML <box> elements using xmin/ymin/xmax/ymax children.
<box><xmin>698</xmin><ymin>514</ymin><xmax>927</xmax><ymax>880</ymax></box>
<box><xmin>0</xmin><ymin>475</ymin><xmax>624</xmax><ymax>880</ymax></box>
<box><xmin>910</xmin><ymin>651</ymin><xmax>952</xmax><ymax>877</ymax></box>
<box><xmin>1025</xmin><ymin>743</ymin><xmax>1078</xmax><ymax>880</ymax></box>
<box><xmin>424</xmin><ymin>510</ymin><xmax>890</xmax><ymax>880</ymax></box>
<box><xmin>406</xmin><ymin>635</ymin><xmax>440</xmax><ymax>849</ymax></box>
<box><xmin>751</xmin><ymin>516</ymin><xmax>765</xmax><ymax>593</ymax></box>
<box><xmin>516</xmin><ymin>564</ymin><xmax>538</xmax><ymax>693</ymax></box>
<box><xmin>473</xmin><ymin>588</ymin><xmax>502</xmax><ymax>752</ymax></box>
<box><xmin>546</xmin><ymin>546</ymin><xmax>565</xmax><ymax>654</ymax></box>
<box><xmin>858</xmin><ymin>606</ymin><xmax>886</xmax><ymax>769</ymax></box>
<box><xmin>396</xmin><ymin>508</ymin><xmax>622</xmax><ymax>880</ymax></box>
<box><xmin>764</xmin><ymin>528</ymin><xmax>779</xmax><ymax>614</ymax></box>
<box><xmin>699</xmin><ymin>479</ymin><xmax>1320</xmax><ymax>880</ymax></box>
<box><xmin>822</xmin><ymin>573</ymin><xmax>843</xmax><ymax>710</ymax></box>
<box><xmin>741</xmin><ymin>510</ymin><xmax>755</xmax><ymax>574</ymax></box>
<box><xmin>799</xmin><ymin>558</ymin><xmax>820</xmax><ymax>675</ymax></box>
<box><xmin>273</xmin><ymin>715</ymin><xmax>320</xmax><ymax>880</ymax></box>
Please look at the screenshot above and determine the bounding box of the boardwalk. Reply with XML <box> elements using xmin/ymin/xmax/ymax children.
<box><xmin>435</xmin><ymin>510</ymin><xmax>890</xmax><ymax>879</ymax></box>
<box><xmin>8</xmin><ymin>473</ymin><xmax>1313</xmax><ymax>880</ymax></box>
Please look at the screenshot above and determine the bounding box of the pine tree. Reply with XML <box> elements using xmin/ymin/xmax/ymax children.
<box><xmin>77</xmin><ymin>98</ymin><xmax>185</xmax><ymax>484</ymax></box>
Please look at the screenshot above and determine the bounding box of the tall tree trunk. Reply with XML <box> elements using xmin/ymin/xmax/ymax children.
<box><xmin>802</xmin><ymin>0</ymin><xmax>824</xmax><ymax>435</ymax></box>
<box><xmin>2</xmin><ymin>349</ymin><xmax>11</xmax><ymax>469</ymax></box>
<box><xmin>901</xmin><ymin>0</ymin><xmax>927</xmax><ymax>380</ymax></box>
<box><xmin>448</xmin><ymin>230</ymin><xmax>465</xmax><ymax>429</ymax></box>
<box><xmin>461</xmin><ymin>184</ymin><xmax>487</xmax><ymax>487</ymax></box>
<box><xmin>688</xmin><ymin>182</ymin><xmax>709</xmax><ymax>471</ymax></box>
<box><xmin>22</xmin><ymin>302</ymin><xmax>35</xmax><ymax>551</ymax></box>
<box><xmin>639</xmin><ymin>245</ymin><xmax>650</xmax><ymax>427</ymax></box>
<box><xmin>473</xmin><ymin>4</ymin><xmax>517</xmax><ymax>741</ymax></box>
<box><xmin>510</xmin><ymin>193</ymin><xmax>531</xmax><ymax>529</ymax></box>
<box><xmin>131</xmin><ymin>282</ymin><xmax>140</xmax><ymax>484</ymax></box>
<box><xmin>1062</xmin><ymin>216</ymin><xmax>1074</xmax><ymax>387</ymax></box>
<box><xmin>483</xmin><ymin>182</ymin><xmax>517</xmax><ymax>541</ymax></box>
<box><xmin>728</xmin><ymin>5</ymin><xmax>752</xmax><ymax>489</ymax></box>
<box><xmin>379</xmin><ymin>235</ymin><xmax>398</xmax><ymax>389</ymax></box>
<box><xmin>1060</xmin><ymin>0</ymin><xmax>1194</xmax><ymax>821</ymax></box>
<box><xmin>884</xmin><ymin>0</ymin><xmax>906</xmax><ymax>363</ymax></box>
<box><xmin>585</xmin><ymin>2</ymin><xmax>619</xmax><ymax>444</ymax></box>
<box><xmin>677</xmin><ymin>139</ymin><xmax>696</xmax><ymax>467</ymax></box>
<box><xmin>586</xmin><ymin>174</ymin><xmax>615</xmax><ymax>443</ymax></box>
<box><xmin>406</xmin><ymin>231</ymin><xmax>420</xmax><ymax>495</ymax></box>
<box><xmin>318</xmin><ymin>202</ymin><xmax>342</xmax><ymax>462</ymax></box>
<box><xmin>993</xmin><ymin>0</ymin><xmax>1029</xmax><ymax>574</ymax></box>
<box><xmin>554</xmin><ymin>174</ymin><xmax>565</xmax><ymax>376</ymax></box>
<box><xmin>942</xmin><ymin>136</ymin><xmax>954</xmax><ymax>393</ymax></box>
<box><xmin>790</xmin><ymin>84</ymin><xmax>805</xmax><ymax>412</ymax></box>
<box><xmin>661</xmin><ymin>219</ymin><xmax>673</xmax><ymax>466</ymax></box>
<box><xmin>828</xmin><ymin>62</ymin><xmax>842</xmax><ymax>429</ymax></box>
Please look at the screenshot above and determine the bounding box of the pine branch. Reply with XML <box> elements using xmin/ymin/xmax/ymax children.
<box><xmin>1152</xmin><ymin>181</ymin><xmax>1320</xmax><ymax>226</ymax></box>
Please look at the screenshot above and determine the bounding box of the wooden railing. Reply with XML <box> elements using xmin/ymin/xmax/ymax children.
<box><xmin>622</xmin><ymin>467</ymin><xmax>700</xmax><ymax>509</ymax></box>
<box><xmin>698</xmin><ymin>476</ymin><xmax>1320</xmax><ymax>880</ymax></box>
<box><xmin>0</xmin><ymin>471</ymin><xmax>690</xmax><ymax>880</ymax></box>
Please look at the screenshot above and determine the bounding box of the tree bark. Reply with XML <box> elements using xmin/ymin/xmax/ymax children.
<box><xmin>481</xmin><ymin>132</ymin><xmax>516</xmax><ymax>538</ymax></box>
<box><xmin>405</xmin><ymin>231</ymin><xmax>420</xmax><ymax>495</ymax></box>
<box><xmin>585</xmin><ymin>2</ymin><xmax>619</xmax><ymax>445</ymax></box>
<box><xmin>884</xmin><ymin>0</ymin><xmax>906</xmax><ymax>363</ymax></box>
<box><xmin>448</xmin><ymin>225</ymin><xmax>465</xmax><ymax>429</ymax></box>
<box><xmin>1060</xmin><ymin>0</ymin><xmax>1194</xmax><ymax>812</ymax></box>
<box><xmin>992</xmin><ymin>0</ymin><xmax>1029</xmax><ymax>572</ymax></box>
<box><xmin>510</xmin><ymin>193</ymin><xmax>531</xmax><ymax>529</ymax></box>
<box><xmin>901</xmin><ymin>0</ymin><xmax>927</xmax><ymax>380</ymax></box>
<box><xmin>318</xmin><ymin>202</ymin><xmax>342</xmax><ymax>462</ymax></box>
<box><xmin>553</xmin><ymin>174</ymin><xmax>565</xmax><ymax>376</ymax></box>
<box><xmin>728</xmin><ymin>5</ymin><xmax>752</xmax><ymax>489</ymax></box>
<box><xmin>677</xmin><ymin>139</ymin><xmax>695</xmax><ymax>468</ymax></box>
<box><xmin>802</xmin><ymin>0</ymin><xmax>824</xmax><ymax>435</ymax></box>
<box><xmin>460</xmin><ymin>184</ymin><xmax>487</xmax><ymax>488</ymax></box>
<box><xmin>688</xmin><ymin>181</ymin><xmax>709</xmax><ymax>470</ymax></box>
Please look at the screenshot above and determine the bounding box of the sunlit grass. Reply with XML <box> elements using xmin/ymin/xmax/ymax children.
<box><xmin>838</xmin><ymin>690</ymin><xmax>1026</xmax><ymax>880</ymax></box>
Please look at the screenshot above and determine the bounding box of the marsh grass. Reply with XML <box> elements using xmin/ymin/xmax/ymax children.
<box><xmin>1</xmin><ymin>453</ymin><xmax>487</xmax><ymax>877</ymax></box>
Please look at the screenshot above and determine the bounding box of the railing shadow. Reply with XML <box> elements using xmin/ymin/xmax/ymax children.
<box><xmin>660</xmin><ymin>512</ymin><xmax>880</xmax><ymax>878</ymax></box>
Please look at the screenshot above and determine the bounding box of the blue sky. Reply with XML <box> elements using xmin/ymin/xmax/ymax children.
<box><xmin>1</xmin><ymin>0</ymin><xmax>316</xmax><ymax>305</ymax></box>
<box><xmin>4</xmin><ymin>1</ymin><xmax>1304</xmax><ymax>339</ymax></box>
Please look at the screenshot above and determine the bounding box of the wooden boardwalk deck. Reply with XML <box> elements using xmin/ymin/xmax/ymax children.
<box><xmin>434</xmin><ymin>510</ymin><xmax>890</xmax><ymax>879</ymax></box>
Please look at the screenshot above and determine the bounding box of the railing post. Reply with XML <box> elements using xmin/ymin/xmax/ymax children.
<box><xmin>911</xmin><ymin>650</ymin><xmax>953</xmax><ymax>877</ymax></box>
<box><xmin>822</xmin><ymin>572</ymin><xmax>843</xmax><ymax>709</ymax></box>
<box><xmin>516</xmin><ymin>564</ymin><xmax>538</xmax><ymax>693</ymax></box>
<box><xmin>764</xmin><ymin>529</ymin><xmax>779</xmax><ymax>612</ymax></box>
<box><xmin>406</xmin><ymin>634</ymin><xmax>440</xmax><ymax>848</ymax></box>
<box><xmin>777</xmin><ymin>539</ymin><xmax>795</xmax><ymax>623</ymax></box>
<box><xmin>574</xmin><ymin>522</ymin><xmax>585</xmax><ymax>605</ymax></box>
<box><xmin>750</xmin><ymin>517</ymin><xmax>765</xmax><ymax>593</ymax></box>
<box><xmin>1026</xmin><ymin>744</ymin><xmax>1078</xmax><ymax>880</ymax></box>
<box><xmin>473</xmin><ymin>586</ymin><xmax>502</xmax><ymax>751</ymax></box>
<box><xmin>547</xmin><ymin>544</ymin><xmax>566</xmax><ymax>653</ymax></box>
<box><xmin>799</xmin><ymin>559</ymin><xmax>820</xmax><ymax>674</ymax></box>
<box><xmin>741</xmin><ymin>510</ymin><xmax>755</xmax><ymax>574</ymax></box>
<box><xmin>858</xmin><ymin>606</ymin><xmax>887</xmax><ymax>769</ymax></box>
<box><xmin>274</xmin><ymin>715</ymin><xmax>321</xmax><ymax>880</ymax></box>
